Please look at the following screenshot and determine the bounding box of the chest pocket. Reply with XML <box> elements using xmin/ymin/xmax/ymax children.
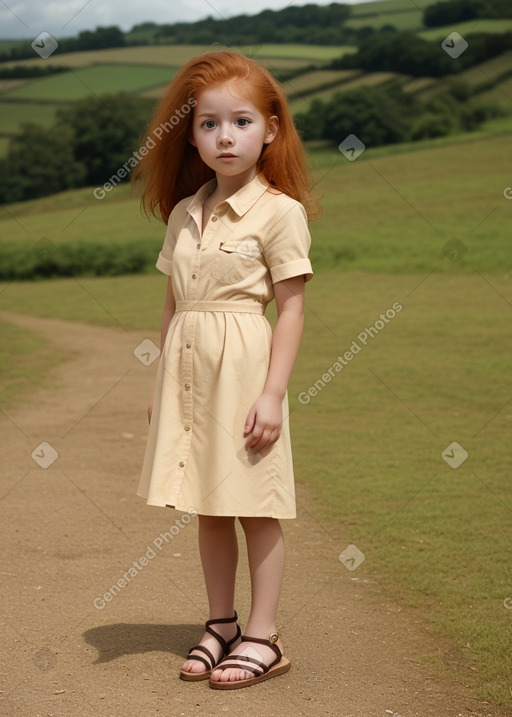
<box><xmin>211</xmin><ymin>237</ymin><xmax>263</xmax><ymax>285</ymax></box>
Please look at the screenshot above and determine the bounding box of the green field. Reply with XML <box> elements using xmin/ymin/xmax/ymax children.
<box><xmin>289</xmin><ymin>71</ymin><xmax>401</xmax><ymax>113</ymax></box>
<box><xmin>350</xmin><ymin>0</ymin><xmax>433</xmax><ymax>15</ymax></box>
<box><xmin>1</xmin><ymin>64</ymin><xmax>176</xmax><ymax>101</ymax></box>
<box><xmin>345</xmin><ymin>9</ymin><xmax>424</xmax><ymax>31</ymax></box>
<box><xmin>1</xmin><ymin>128</ymin><xmax>509</xmax><ymax>274</ymax></box>
<box><xmin>0</xmin><ymin>102</ymin><xmax>58</xmax><ymax>133</ymax></box>
<box><xmin>1</xmin><ymin>43</ymin><xmax>344</xmax><ymax>70</ymax></box>
<box><xmin>419</xmin><ymin>18</ymin><xmax>512</xmax><ymax>41</ymax></box>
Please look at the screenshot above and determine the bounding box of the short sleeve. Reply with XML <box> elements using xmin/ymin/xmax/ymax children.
<box><xmin>155</xmin><ymin>209</ymin><xmax>177</xmax><ymax>276</ymax></box>
<box><xmin>264</xmin><ymin>201</ymin><xmax>313</xmax><ymax>284</ymax></box>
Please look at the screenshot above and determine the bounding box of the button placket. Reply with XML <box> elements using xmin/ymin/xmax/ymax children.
<box><xmin>179</xmin><ymin>308</ymin><xmax>196</xmax><ymax>471</ymax></box>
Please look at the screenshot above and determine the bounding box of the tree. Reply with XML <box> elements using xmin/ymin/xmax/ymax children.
<box><xmin>56</xmin><ymin>94</ymin><xmax>154</xmax><ymax>186</ymax></box>
<box><xmin>0</xmin><ymin>124</ymin><xmax>85</xmax><ymax>204</ymax></box>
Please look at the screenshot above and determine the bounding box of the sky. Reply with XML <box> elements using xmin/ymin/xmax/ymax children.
<box><xmin>0</xmin><ymin>0</ymin><xmax>381</xmax><ymax>39</ymax></box>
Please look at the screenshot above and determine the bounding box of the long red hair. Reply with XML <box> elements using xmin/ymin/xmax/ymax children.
<box><xmin>132</xmin><ymin>50</ymin><xmax>320</xmax><ymax>222</ymax></box>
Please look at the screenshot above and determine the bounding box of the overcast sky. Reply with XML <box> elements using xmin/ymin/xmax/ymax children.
<box><xmin>0</xmin><ymin>0</ymin><xmax>381</xmax><ymax>39</ymax></box>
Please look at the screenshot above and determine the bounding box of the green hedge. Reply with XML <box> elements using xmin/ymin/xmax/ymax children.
<box><xmin>0</xmin><ymin>239</ymin><xmax>162</xmax><ymax>280</ymax></box>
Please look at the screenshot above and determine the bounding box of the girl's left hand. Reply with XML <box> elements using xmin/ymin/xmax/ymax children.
<box><xmin>244</xmin><ymin>393</ymin><xmax>283</xmax><ymax>455</ymax></box>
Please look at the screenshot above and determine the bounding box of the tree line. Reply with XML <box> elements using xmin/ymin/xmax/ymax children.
<box><xmin>424</xmin><ymin>0</ymin><xmax>512</xmax><ymax>27</ymax></box>
<box><xmin>1</xmin><ymin>0</ymin><xmax>510</xmax><ymax>62</ymax></box>
<box><xmin>331</xmin><ymin>30</ymin><xmax>512</xmax><ymax>77</ymax></box>
<box><xmin>295</xmin><ymin>81</ymin><xmax>502</xmax><ymax>145</ymax></box>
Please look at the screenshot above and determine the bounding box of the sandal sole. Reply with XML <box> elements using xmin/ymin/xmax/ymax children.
<box><xmin>208</xmin><ymin>658</ymin><xmax>291</xmax><ymax>690</ymax></box>
<box><xmin>179</xmin><ymin>669</ymin><xmax>212</xmax><ymax>682</ymax></box>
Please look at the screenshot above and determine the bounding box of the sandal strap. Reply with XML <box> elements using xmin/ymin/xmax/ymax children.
<box><xmin>205</xmin><ymin>610</ymin><xmax>239</xmax><ymax>628</ymax></box>
<box><xmin>204</xmin><ymin>611</ymin><xmax>240</xmax><ymax>656</ymax></box>
<box><xmin>214</xmin><ymin>635</ymin><xmax>282</xmax><ymax>676</ymax></box>
<box><xmin>186</xmin><ymin>644</ymin><xmax>216</xmax><ymax>670</ymax></box>
<box><xmin>226</xmin><ymin>623</ymin><xmax>242</xmax><ymax>649</ymax></box>
<box><xmin>241</xmin><ymin>635</ymin><xmax>282</xmax><ymax>662</ymax></box>
<box><xmin>187</xmin><ymin>612</ymin><xmax>241</xmax><ymax>670</ymax></box>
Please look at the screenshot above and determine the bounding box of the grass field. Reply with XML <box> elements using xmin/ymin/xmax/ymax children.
<box><xmin>1</xmin><ymin>128</ymin><xmax>509</xmax><ymax>273</ymax></box>
<box><xmin>0</xmin><ymin>102</ymin><xmax>58</xmax><ymax>132</ymax></box>
<box><xmin>350</xmin><ymin>0</ymin><xmax>433</xmax><ymax>15</ymax></box>
<box><xmin>419</xmin><ymin>18</ymin><xmax>512</xmax><ymax>41</ymax></box>
<box><xmin>345</xmin><ymin>9</ymin><xmax>423</xmax><ymax>31</ymax></box>
<box><xmin>1</xmin><ymin>38</ymin><xmax>511</xmax><ymax>155</ymax></box>
<box><xmin>0</xmin><ymin>44</ymin><xmax>345</xmax><ymax>70</ymax></box>
<box><xmin>1</xmin><ymin>64</ymin><xmax>177</xmax><ymax>101</ymax></box>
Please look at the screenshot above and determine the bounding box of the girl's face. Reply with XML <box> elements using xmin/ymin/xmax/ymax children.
<box><xmin>191</xmin><ymin>80</ymin><xmax>278</xmax><ymax>181</ymax></box>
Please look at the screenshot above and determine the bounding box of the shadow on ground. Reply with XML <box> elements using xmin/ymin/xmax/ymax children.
<box><xmin>83</xmin><ymin>623</ymin><xmax>202</xmax><ymax>664</ymax></box>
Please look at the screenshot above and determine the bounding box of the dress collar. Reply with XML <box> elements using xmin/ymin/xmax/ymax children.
<box><xmin>187</xmin><ymin>173</ymin><xmax>271</xmax><ymax>219</ymax></box>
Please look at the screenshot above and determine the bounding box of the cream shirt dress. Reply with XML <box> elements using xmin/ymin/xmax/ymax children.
<box><xmin>137</xmin><ymin>173</ymin><xmax>313</xmax><ymax>518</ymax></box>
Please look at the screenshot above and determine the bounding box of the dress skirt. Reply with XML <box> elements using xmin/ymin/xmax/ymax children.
<box><xmin>137</xmin><ymin>301</ymin><xmax>296</xmax><ymax>518</ymax></box>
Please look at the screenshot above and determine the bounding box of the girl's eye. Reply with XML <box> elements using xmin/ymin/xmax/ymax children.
<box><xmin>236</xmin><ymin>118</ymin><xmax>251</xmax><ymax>127</ymax></box>
<box><xmin>202</xmin><ymin>120</ymin><xmax>216</xmax><ymax>129</ymax></box>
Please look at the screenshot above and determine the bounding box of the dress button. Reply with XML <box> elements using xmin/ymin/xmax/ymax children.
<box><xmin>192</xmin><ymin>273</ymin><xmax>196</xmax><ymax>279</ymax></box>
<box><xmin>179</xmin><ymin>461</ymin><xmax>185</xmax><ymax>468</ymax></box>
<box><xmin>185</xmin><ymin>341</ymin><xmax>191</xmax><ymax>348</ymax></box>
<box><xmin>196</xmin><ymin>243</ymin><xmax>201</xmax><ymax>249</ymax></box>
<box><xmin>184</xmin><ymin>425</ymin><xmax>190</xmax><ymax>431</ymax></box>
<box><xmin>211</xmin><ymin>216</ymin><xmax>218</xmax><ymax>222</ymax></box>
<box><xmin>184</xmin><ymin>383</ymin><xmax>190</xmax><ymax>390</ymax></box>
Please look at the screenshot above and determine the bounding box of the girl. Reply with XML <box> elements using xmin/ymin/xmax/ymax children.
<box><xmin>133</xmin><ymin>50</ymin><xmax>319</xmax><ymax>690</ymax></box>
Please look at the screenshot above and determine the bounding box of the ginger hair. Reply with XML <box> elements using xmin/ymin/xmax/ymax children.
<box><xmin>131</xmin><ymin>50</ymin><xmax>320</xmax><ymax>222</ymax></box>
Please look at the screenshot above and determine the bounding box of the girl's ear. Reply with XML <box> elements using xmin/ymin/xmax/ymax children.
<box><xmin>264</xmin><ymin>115</ymin><xmax>279</xmax><ymax>145</ymax></box>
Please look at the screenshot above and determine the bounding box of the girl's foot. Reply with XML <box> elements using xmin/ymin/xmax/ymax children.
<box><xmin>180</xmin><ymin>613</ymin><xmax>241</xmax><ymax>681</ymax></box>
<box><xmin>209</xmin><ymin>633</ymin><xmax>290</xmax><ymax>688</ymax></box>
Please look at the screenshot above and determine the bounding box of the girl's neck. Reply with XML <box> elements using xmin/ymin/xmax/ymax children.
<box><xmin>210</xmin><ymin>167</ymin><xmax>258</xmax><ymax>205</ymax></box>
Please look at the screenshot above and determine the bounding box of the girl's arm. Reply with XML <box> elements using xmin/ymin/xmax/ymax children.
<box><xmin>244</xmin><ymin>275</ymin><xmax>305</xmax><ymax>454</ymax></box>
<box><xmin>148</xmin><ymin>277</ymin><xmax>176</xmax><ymax>422</ymax></box>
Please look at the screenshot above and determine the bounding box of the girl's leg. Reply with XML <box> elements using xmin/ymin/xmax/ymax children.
<box><xmin>210</xmin><ymin>517</ymin><xmax>286</xmax><ymax>683</ymax></box>
<box><xmin>181</xmin><ymin>514</ymin><xmax>239</xmax><ymax>674</ymax></box>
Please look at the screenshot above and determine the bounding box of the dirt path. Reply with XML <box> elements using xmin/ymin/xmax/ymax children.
<box><xmin>0</xmin><ymin>311</ymin><xmax>505</xmax><ymax>717</ymax></box>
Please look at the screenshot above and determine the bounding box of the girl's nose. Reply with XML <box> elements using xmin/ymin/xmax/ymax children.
<box><xmin>218</xmin><ymin>124</ymin><xmax>234</xmax><ymax>147</ymax></box>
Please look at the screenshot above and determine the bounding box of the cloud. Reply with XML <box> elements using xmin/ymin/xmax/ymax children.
<box><xmin>0</xmin><ymin>0</ymin><xmax>366</xmax><ymax>39</ymax></box>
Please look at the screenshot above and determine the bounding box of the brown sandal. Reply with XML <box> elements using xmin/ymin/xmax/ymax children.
<box><xmin>179</xmin><ymin>612</ymin><xmax>241</xmax><ymax>681</ymax></box>
<box><xmin>208</xmin><ymin>633</ymin><xmax>291</xmax><ymax>690</ymax></box>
